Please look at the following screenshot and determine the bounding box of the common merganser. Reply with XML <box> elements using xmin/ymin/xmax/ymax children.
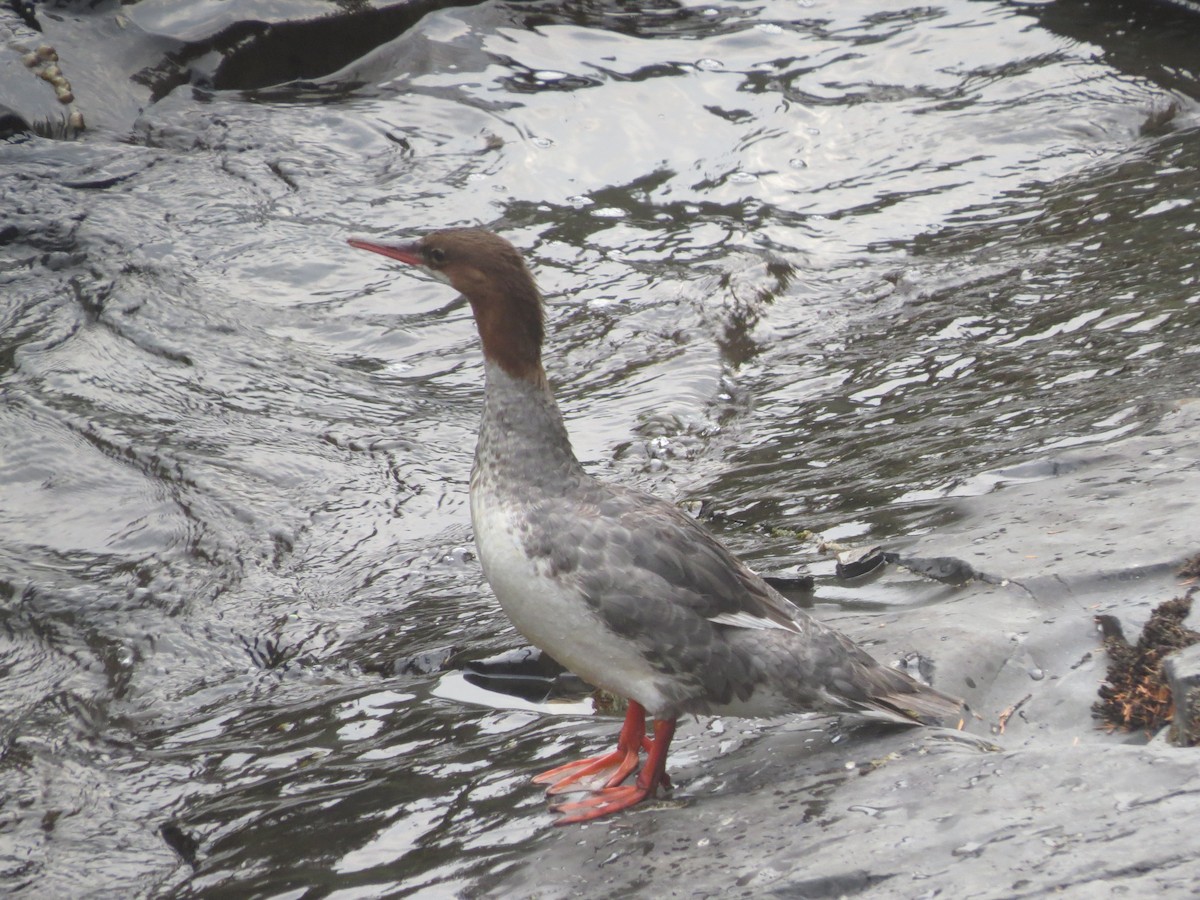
<box><xmin>349</xmin><ymin>229</ymin><xmax>966</xmax><ymax>825</ymax></box>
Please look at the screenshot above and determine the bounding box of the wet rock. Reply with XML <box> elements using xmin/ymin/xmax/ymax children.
<box><xmin>7</xmin><ymin>0</ymin><xmax>37</xmax><ymax>31</ymax></box>
<box><xmin>884</xmin><ymin>551</ymin><xmax>1003</xmax><ymax>586</ymax></box>
<box><xmin>126</xmin><ymin>0</ymin><xmax>468</xmax><ymax>96</ymax></box>
<box><xmin>1</xmin><ymin>0</ymin><xmax>475</xmax><ymax>138</ymax></box>
<box><xmin>835</xmin><ymin>544</ymin><xmax>886</xmax><ymax>579</ymax></box>
<box><xmin>761</xmin><ymin>571</ymin><xmax>816</xmax><ymax>592</ymax></box>
<box><xmin>824</xmin><ymin>542</ymin><xmax>1003</xmax><ymax>585</ymax></box>
<box><xmin>1</xmin><ymin>12</ymin><xmax>65</xmax><ymax>132</ymax></box>
<box><xmin>1164</xmin><ymin>641</ymin><xmax>1200</xmax><ymax>747</ymax></box>
<box><xmin>1</xmin><ymin>9</ymin><xmax>110</xmax><ymax>135</ymax></box>
<box><xmin>463</xmin><ymin>646</ymin><xmax>591</xmax><ymax>704</ymax></box>
<box><xmin>0</xmin><ymin>103</ymin><xmax>30</xmax><ymax>138</ymax></box>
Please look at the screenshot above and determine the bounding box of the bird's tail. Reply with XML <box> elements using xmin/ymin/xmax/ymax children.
<box><xmin>859</xmin><ymin>678</ymin><xmax>969</xmax><ymax>727</ymax></box>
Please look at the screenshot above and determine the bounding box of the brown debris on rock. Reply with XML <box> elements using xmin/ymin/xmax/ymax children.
<box><xmin>1094</xmin><ymin>593</ymin><xmax>1200</xmax><ymax>733</ymax></box>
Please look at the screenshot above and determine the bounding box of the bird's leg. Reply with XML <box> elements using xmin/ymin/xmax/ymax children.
<box><xmin>549</xmin><ymin>717</ymin><xmax>676</xmax><ymax>825</ymax></box>
<box><xmin>533</xmin><ymin>701</ymin><xmax>648</xmax><ymax>795</ymax></box>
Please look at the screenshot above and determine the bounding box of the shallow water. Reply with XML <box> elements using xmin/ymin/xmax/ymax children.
<box><xmin>1</xmin><ymin>0</ymin><xmax>1198</xmax><ymax>895</ymax></box>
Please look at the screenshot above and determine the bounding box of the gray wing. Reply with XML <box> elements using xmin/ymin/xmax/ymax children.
<box><xmin>568</xmin><ymin>483</ymin><xmax>808</xmax><ymax>631</ymax></box>
<box><xmin>519</xmin><ymin>483</ymin><xmax>849</xmax><ymax>704</ymax></box>
<box><xmin>519</xmin><ymin>482</ymin><xmax>965</xmax><ymax>723</ymax></box>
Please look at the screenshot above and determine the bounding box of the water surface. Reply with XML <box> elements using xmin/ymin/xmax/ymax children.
<box><xmin>1</xmin><ymin>0</ymin><xmax>1197</xmax><ymax>895</ymax></box>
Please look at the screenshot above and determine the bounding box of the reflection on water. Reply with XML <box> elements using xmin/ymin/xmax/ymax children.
<box><xmin>0</xmin><ymin>0</ymin><xmax>1197</xmax><ymax>895</ymax></box>
<box><xmin>718</xmin><ymin>153</ymin><xmax>1199</xmax><ymax>541</ymax></box>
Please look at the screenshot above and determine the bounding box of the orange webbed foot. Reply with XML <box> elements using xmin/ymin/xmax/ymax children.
<box><xmin>542</xmin><ymin>715</ymin><xmax>677</xmax><ymax>826</ymax></box>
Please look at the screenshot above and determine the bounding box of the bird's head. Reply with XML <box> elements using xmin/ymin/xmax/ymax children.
<box><xmin>349</xmin><ymin>228</ymin><xmax>546</xmax><ymax>383</ymax></box>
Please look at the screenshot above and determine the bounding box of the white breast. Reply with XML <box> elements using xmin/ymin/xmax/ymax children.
<box><xmin>470</xmin><ymin>490</ymin><xmax>669</xmax><ymax>713</ymax></box>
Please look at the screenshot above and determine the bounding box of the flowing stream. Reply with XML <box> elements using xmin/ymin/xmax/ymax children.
<box><xmin>1</xmin><ymin>0</ymin><xmax>1198</xmax><ymax>895</ymax></box>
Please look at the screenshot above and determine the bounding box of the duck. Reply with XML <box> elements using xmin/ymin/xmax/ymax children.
<box><xmin>348</xmin><ymin>228</ymin><xmax>966</xmax><ymax>825</ymax></box>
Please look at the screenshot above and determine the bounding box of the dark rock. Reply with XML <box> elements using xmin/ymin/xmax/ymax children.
<box><xmin>0</xmin><ymin>103</ymin><xmax>30</xmax><ymax>138</ymax></box>
<box><xmin>7</xmin><ymin>0</ymin><xmax>39</xmax><ymax>32</ymax></box>
<box><xmin>1164</xmin><ymin>639</ymin><xmax>1200</xmax><ymax>747</ymax></box>
<box><xmin>762</xmin><ymin>572</ymin><xmax>816</xmax><ymax>592</ymax></box>
<box><xmin>160</xmin><ymin>821</ymin><xmax>199</xmax><ymax>867</ymax></box>
<box><xmin>883</xmin><ymin>551</ymin><xmax>1002</xmax><ymax>586</ymax></box>
<box><xmin>126</xmin><ymin>0</ymin><xmax>477</xmax><ymax>97</ymax></box>
<box><xmin>834</xmin><ymin>545</ymin><xmax>886</xmax><ymax>580</ymax></box>
<box><xmin>463</xmin><ymin>646</ymin><xmax>591</xmax><ymax>704</ymax></box>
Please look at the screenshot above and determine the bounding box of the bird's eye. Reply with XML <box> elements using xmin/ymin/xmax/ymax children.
<box><xmin>427</xmin><ymin>247</ymin><xmax>447</xmax><ymax>266</ymax></box>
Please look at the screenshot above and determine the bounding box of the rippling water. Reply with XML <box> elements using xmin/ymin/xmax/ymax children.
<box><xmin>1</xmin><ymin>0</ymin><xmax>1198</xmax><ymax>895</ymax></box>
